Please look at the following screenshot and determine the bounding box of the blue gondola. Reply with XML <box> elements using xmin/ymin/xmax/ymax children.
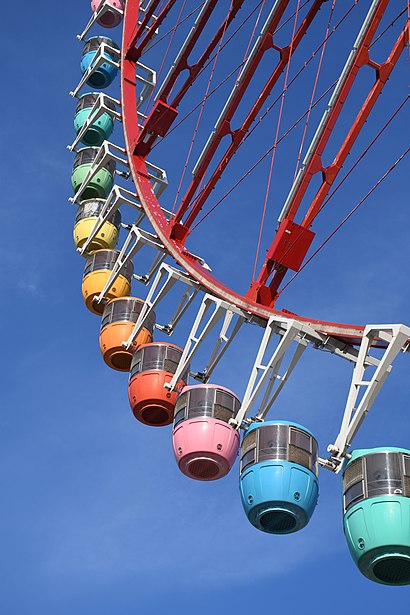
<box><xmin>239</xmin><ymin>420</ymin><xmax>319</xmax><ymax>534</ymax></box>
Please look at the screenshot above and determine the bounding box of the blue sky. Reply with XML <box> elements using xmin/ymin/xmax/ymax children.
<box><xmin>1</xmin><ymin>1</ymin><xmax>409</xmax><ymax>614</ymax></box>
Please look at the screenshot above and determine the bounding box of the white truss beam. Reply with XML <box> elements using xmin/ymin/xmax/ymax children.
<box><xmin>156</xmin><ymin>0</ymin><xmax>216</xmax><ymax>102</ymax></box>
<box><xmin>166</xmin><ymin>294</ymin><xmax>250</xmax><ymax>391</ymax></box>
<box><xmin>325</xmin><ymin>324</ymin><xmax>410</xmax><ymax>472</ymax></box>
<box><xmin>69</xmin><ymin>141</ymin><xmax>168</xmax><ymax>204</ymax></box>
<box><xmin>93</xmin><ymin>225</ymin><xmax>167</xmax><ymax>309</ymax></box>
<box><xmin>70</xmin><ymin>43</ymin><xmax>120</xmax><ymax>99</ymax></box>
<box><xmin>278</xmin><ymin>0</ymin><xmax>383</xmax><ymax>224</ymax></box>
<box><xmin>68</xmin><ymin>94</ymin><xmax>122</xmax><ymax>153</ymax></box>
<box><xmin>123</xmin><ymin>263</ymin><xmax>202</xmax><ymax>349</ymax></box>
<box><xmin>192</xmin><ymin>0</ymin><xmax>284</xmax><ymax>178</ymax></box>
<box><xmin>232</xmin><ymin>317</ymin><xmax>318</xmax><ymax>428</ymax></box>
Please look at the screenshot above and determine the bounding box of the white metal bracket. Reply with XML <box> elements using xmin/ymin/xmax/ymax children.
<box><xmin>232</xmin><ymin>317</ymin><xmax>322</xmax><ymax>429</ymax></box>
<box><xmin>70</xmin><ymin>44</ymin><xmax>155</xmax><ymax>107</ymax></box>
<box><xmin>93</xmin><ymin>225</ymin><xmax>168</xmax><ymax>308</ymax></box>
<box><xmin>69</xmin><ymin>141</ymin><xmax>129</xmax><ymax>204</ymax></box>
<box><xmin>69</xmin><ymin>141</ymin><xmax>168</xmax><ymax>204</ymax></box>
<box><xmin>70</xmin><ymin>43</ymin><xmax>120</xmax><ymax>99</ymax></box>
<box><xmin>76</xmin><ymin>185</ymin><xmax>172</xmax><ymax>256</ymax></box>
<box><xmin>166</xmin><ymin>294</ymin><xmax>250</xmax><ymax>391</ymax></box>
<box><xmin>77</xmin><ymin>186</ymin><xmax>143</xmax><ymax>256</ymax></box>
<box><xmin>325</xmin><ymin>324</ymin><xmax>410</xmax><ymax>472</ymax></box>
<box><xmin>68</xmin><ymin>94</ymin><xmax>122</xmax><ymax>153</ymax></box>
<box><xmin>137</xmin><ymin>62</ymin><xmax>157</xmax><ymax>105</ymax></box>
<box><xmin>122</xmin><ymin>263</ymin><xmax>202</xmax><ymax>350</ymax></box>
<box><xmin>77</xmin><ymin>1</ymin><xmax>124</xmax><ymax>41</ymax></box>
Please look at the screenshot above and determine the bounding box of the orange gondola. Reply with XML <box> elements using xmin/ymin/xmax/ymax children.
<box><xmin>128</xmin><ymin>343</ymin><xmax>189</xmax><ymax>426</ymax></box>
<box><xmin>100</xmin><ymin>298</ymin><xmax>155</xmax><ymax>371</ymax></box>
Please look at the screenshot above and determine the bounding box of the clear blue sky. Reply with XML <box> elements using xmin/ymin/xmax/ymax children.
<box><xmin>1</xmin><ymin>1</ymin><xmax>409</xmax><ymax>614</ymax></box>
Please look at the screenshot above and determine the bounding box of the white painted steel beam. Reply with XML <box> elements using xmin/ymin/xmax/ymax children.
<box><xmin>123</xmin><ymin>263</ymin><xmax>202</xmax><ymax>349</ymax></box>
<box><xmin>166</xmin><ymin>294</ymin><xmax>249</xmax><ymax>391</ymax></box>
<box><xmin>326</xmin><ymin>324</ymin><xmax>410</xmax><ymax>472</ymax></box>
<box><xmin>94</xmin><ymin>225</ymin><xmax>167</xmax><ymax>307</ymax></box>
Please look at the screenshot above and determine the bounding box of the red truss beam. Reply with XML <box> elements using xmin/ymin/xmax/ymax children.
<box><xmin>125</xmin><ymin>0</ymin><xmax>178</xmax><ymax>62</ymax></box>
<box><xmin>170</xmin><ymin>0</ymin><xmax>294</xmax><ymax>235</ymax></box>
<box><xmin>159</xmin><ymin>0</ymin><xmax>245</xmax><ymax>105</ymax></box>
<box><xmin>301</xmin><ymin>26</ymin><xmax>409</xmax><ymax>228</ymax></box>
<box><xmin>249</xmin><ymin>0</ymin><xmax>408</xmax><ymax>306</ymax></box>
<box><xmin>179</xmin><ymin>0</ymin><xmax>327</xmax><ymax>233</ymax></box>
<box><xmin>134</xmin><ymin>0</ymin><xmax>246</xmax><ymax>157</ymax></box>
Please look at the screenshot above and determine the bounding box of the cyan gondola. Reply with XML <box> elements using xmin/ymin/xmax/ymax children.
<box><xmin>81</xmin><ymin>36</ymin><xmax>119</xmax><ymax>89</ymax></box>
<box><xmin>82</xmin><ymin>249</ymin><xmax>133</xmax><ymax>314</ymax></box>
<box><xmin>100</xmin><ymin>298</ymin><xmax>154</xmax><ymax>371</ymax></box>
<box><xmin>172</xmin><ymin>385</ymin><xmax>240</xmax><ymax>481</ymax></box>
<box><xmin>128</xmin><ymin>343</ymin><xmax>188</xmax><ymax>426</ymax></box>
<box><xmin>239</xmin><ymin>421</ymin><xmax>319</xmax><ymax>534</ymax></box>
<box><xmin>74</xmin><ymin>198</ymin><xmax>121</xmax><ymax>252</ymax></box>
<box><xmin>71</xmin><ymin>147</ymin><xmax>115</xmax><ymax>199</ymax></box>
<box><xmin>91</xmin><ymin>0</ymin><xmax>124</xmax><ymax>28</ymax></box>
<box><xmin>74</xmin><ymin>93</ymin><xmax>115</xmax><ymax>146</ymax></box>
<box><xmin>343</xmin><ymin>447</ymin><xmax>410</xmax><ymax>585</ymax></box>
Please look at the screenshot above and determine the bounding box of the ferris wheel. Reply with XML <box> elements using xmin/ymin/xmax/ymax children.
<box><xmin>68</xmin><ymin>0</ymin><xmax>410</xmax><ymax>586</ymax></box>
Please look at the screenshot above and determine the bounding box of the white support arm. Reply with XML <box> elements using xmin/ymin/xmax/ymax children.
<box><xmin>256</xmin><ymin>340</ymin><xmax>308</xmax><ymax>420</ymax></box>
<box><xmin>135</xmin><ymin>250</ymin><xmax>167</xmax><ymax>284</ymax></box>
<box><xmin>326</xmin><ymin>324</ymin><xmax>410</xmax><ymax>472</ymax></box>
<box><xmin>69</xmin><ymin>141</ymin><xmax>129</xmax><ymax>204</ymax></box>
<box><xmin>123</xmin><ymin>264</ymin><xmax>200</xmax><ymax>350</ymax></box>
<box><xmin>77</xmin><ymin>186</ymin><xmax>145</xmax><ymax>256</ymax></box>
<box><xmin>68</xmin><ymin>94</ymin><xmax>122</xmax><ymax>152</ymax></box>
<box><xmin>94</xmin><ymin>226</ymin><xmax>166</xmax><ymax>306</ymax></box>
<box><xmin>69</xmin><ymin>141</ymin><xmax>168</xmax><ymax>204</ymax></box>
<box><xmin>156</xmin><ymin>286</ymin><xmax>200</xmax><ymax>336</ymax></box>
<box><xmin>165</xmin><ymin>295</ymin><xmax>248</xmax><ymax>391</ymax></box>
<box><xmin>233</xmin><ymin>318</ymin><xmax>313</xmax><ymax>428</ymax></box>
<box><xmin>77</xmin><ymin>1</ymin><xmax>124</xmax><ymax>41</ymax></box>
<box><xmin>70</xmin><ymin>44</ymin><xmax>120</xmax><ymax>98</ymax></box>
<box><xmin>195</xmin><ymin>310</ymin><xmax>246</xmax><ymax>383</ymax></box>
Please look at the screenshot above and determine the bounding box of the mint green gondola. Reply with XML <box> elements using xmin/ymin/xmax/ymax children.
<box><xmin>74</xmin><ymin>93</ymin><xmax>115</xmax><ymax>146</ymax></box>
<box><xmin>343</xmin><ymin>447</ymin><xmax>410</xmax><ymax>585</ymax></box>
<box><xmin>71</xmin><ymin>147</ymin><xmax>115</xmax><ymax>199</ymax></box>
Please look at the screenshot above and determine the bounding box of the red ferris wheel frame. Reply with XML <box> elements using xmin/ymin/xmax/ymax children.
<box><xmin>121</xmin><ymin>0</ymin><xmax>409</xmax><ymax>345</ymax></box>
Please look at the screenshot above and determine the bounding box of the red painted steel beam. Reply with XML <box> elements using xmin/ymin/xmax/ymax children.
<box><xmin>302</xmin><ymin>24</ymin><xmax>409</xmax><ymax>227</ymax></box>
<box><xmin>282</xmin><ymin>0</ymin><xmax>390</xmax><ymax>225</ymax></box>
<box><xmin>134</xmin><ymin>0</ymin><xmax>246</xmax><ymax>156</ymax></box>
<box><xmin>125</xmin><ymin>0</ymin><xmax>177</xmax><ymax>62</ymax></box>
<box><xmin>161</xmin><ymin>0</ymin><xmax>245</xmax><ymax>105</ymax></box>
<box><xmin>155</xmin><ymin>0</ymin><xmax>219</xmax><ymax>102</ymax></box>
<box><xmin>181</xmin><ymin>0</ymin><xmax>327</xmax><ymax>232</ymax></box>
<box><xmin>250</xmin><ymin>0</ymin><xmax>408</xmax><ymax>305</ymax></box>
<box><xmin>171</xmin><ymin>0</ymin><xmax>291</xmax><ymax>234</ymax></box>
